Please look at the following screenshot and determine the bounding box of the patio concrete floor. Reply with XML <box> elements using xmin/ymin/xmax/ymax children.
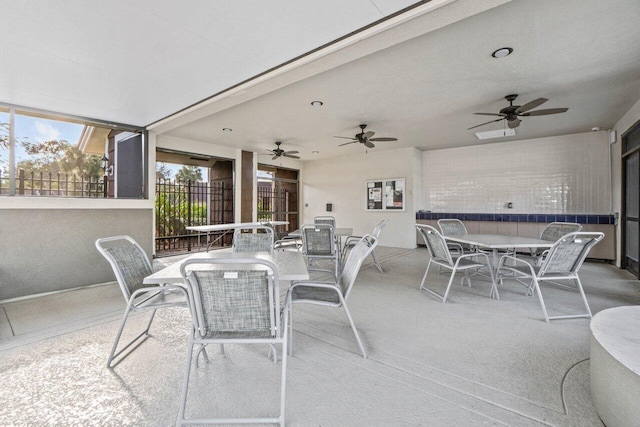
<box><xmin>0</xmin><ymin>247</ymin><xmax>638</xmax><ymax>426</ymax></box>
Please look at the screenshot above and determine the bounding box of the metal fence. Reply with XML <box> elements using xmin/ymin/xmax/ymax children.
<box><xmin>0</xmin><ymin>169</ymin><xmax>106</xmax><ymax>197</ymax></box>
<box><xmin>257</xmin><ymin>184</ymin><xmax>298</xmax><ymax>239</ymax></box>
<box><xmin>155</xmin><ymin>179</ymin><xmax>232</xmax><ymax>255</ymax></box>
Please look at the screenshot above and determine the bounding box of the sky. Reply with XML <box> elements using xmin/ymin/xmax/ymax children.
<box><xmin>1</xmin><ymin>111</ymin><xmax>208</xmax><ymax>181</ymax></box>
<box><xmin>0</xmin><ymin>112</ymin><xmax>83</xmax><ymax>168</ymax></box>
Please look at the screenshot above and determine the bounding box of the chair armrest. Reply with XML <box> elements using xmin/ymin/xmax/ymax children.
<box><xmin>289</xmin><ymin>280</ymin><xmax>339</xmax><ymax>290</ymax></box>
<box><xmin>343</xmin><ymin>235</ymin><xmax>363</xmax><ymax>247</ymax></box>
<box><xmin>131</xmin><ymin>284</ymin><xmax>186</xmax><ymax>298</ymax></box>
<box><xmin>497</xmin><ymin>255</ymin><xmax>537</xmax><ymax>276</ymax></box>
<box><xmin>306</xmin><ymin>267</ymin><xmax>337</xmax><ymax>282</ymax></box>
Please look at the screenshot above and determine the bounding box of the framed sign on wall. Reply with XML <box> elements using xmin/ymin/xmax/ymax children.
<box><xmin>366</xmin><ymin>178</ymin><xmax>405</xmax><ymax>211</ymax></box>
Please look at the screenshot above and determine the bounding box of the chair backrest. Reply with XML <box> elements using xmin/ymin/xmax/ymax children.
<box><xmin>301</xmin><ymin>223</ymin><xmax>335</xmax><ymax>256</ymax></box>
<box><xmin>339</xmin><ymin>234</ymin><xmax>378</xmax><ymax>300</ymax></box>
<box><xmin>314</xmin><ymin>216</ymin><xmax>336</xmax><ymax>228</ymax></box>
<box><xmin>372</xmin><ymin>219</ymin><xmax>389</xmax><ymax>239</ymax></box>
<box><xmin>232</xmin><ymin>226</ymin><xmax>274</xmax><ymax>253</ymax></box>
<box><xmin>416</xmin><ymin>224</ymin><xmax>454</xmax><ymax>266</ymax></box>
<box><xmin>95</xmin><ymin>235</ymin><xmax>153</xmax><ymax>300</ymax></box>
<box><xmin>540</xmin><ymin>222</ymin><xmax>583</xmax><ymax>242</ymax></box>
<box><xmin>181</xmin><ymin>258</ymin><xmax>280</xmax><ymax>339</ymax></box>
<box><xmin>437</xmin><ymin>219</ymin><xmax>468</xmax><ymax>236</ymax></box>
<box><xmin>539</xmin><ymin>232</ymin><xmax>604</xmax><ymax>276</ymax></box>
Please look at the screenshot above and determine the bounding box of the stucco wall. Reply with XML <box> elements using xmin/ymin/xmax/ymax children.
<box><xmin>0</xmin><ymin>208</ymin><xmax>152</xmax><ymax>300</ymax></box>
<box><xmin>300</xmin><ymin>147</ymin><xmax>422</xmax><ymax>249</ymax></box>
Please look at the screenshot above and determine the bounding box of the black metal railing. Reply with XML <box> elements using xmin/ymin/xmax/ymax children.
<box><xmin>155</xmin><ymin>179</ymin><xmax>232</xmax><ymax>255</ymax></box>
<box><xmin>0</xmin><ymin>169</ymin><xmax>106</xmax><ymax>197</ymax></box>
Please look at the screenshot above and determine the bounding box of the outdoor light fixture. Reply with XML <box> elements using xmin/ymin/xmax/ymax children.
<box><xmin>491</xmin><ymin>47</ymin><xmax>513</xmax><ymax>58</ymax></box>
<box><xmin>100</xmin><ymin>154</ymin><xmax>109</xmax><ymax>172</ymax></box>
<box><xmin>310</xmin><ymin>101</ymin><xmax>323</xmax><ymax>107</ymax></box>
<box><xmin>100</xmin><ymin>154</ymin><xmax>113</xmax><ymax>176</ymax></box>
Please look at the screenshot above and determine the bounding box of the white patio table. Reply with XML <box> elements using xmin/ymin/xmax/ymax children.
<box><xmin>144</xmin><ymin>249</ymin><xmax>309</xmax><ymax>285</ymax></box>
<box><xmin>441</xmin><ymin>234</ymin><xmax>554</xmax><ymax>299</ymax></box>
<box><xmin>185</xmin><ymin>221</ymin><xmax>289</xmax><ymax>251</ymax></box>
<box><xmin>443</xmin><ymin>234</ymin><xmax>553</xmax><ymax>265</ymax></box>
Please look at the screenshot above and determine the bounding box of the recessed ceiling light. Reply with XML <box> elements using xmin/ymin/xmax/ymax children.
<box><xmin>222</xmin><ymin>128</ymin><xmax>232</xmax><ymax>132</ymax></box>
<box><xmin>491</xmin><ymin>47</ymin><xmax>513</xmax><ymax>58</ymax></box>
<box><xmin>475</xmin><ymin>128</ymin><xmax>516</xmax><ymax>140</ymax></box>
<box><xmin>310</xmin><ymin>101</ymin><xmax>323</xmax><ymax>107</ymax></box>
<box><xmin>312</xmin><ymin>150</ymin><xmax>319</xmax><ymax>154</ymax></box>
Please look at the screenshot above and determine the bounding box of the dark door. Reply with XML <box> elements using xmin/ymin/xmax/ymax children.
<box><xmin>622</xmin><ymin>122</ymin><xmax>640</xmax><ymax>277</ymax></box>
<box><xmin>116</xmin><ymin>133</ymin><xmax>144</xmax><ymax>198</ymax></box>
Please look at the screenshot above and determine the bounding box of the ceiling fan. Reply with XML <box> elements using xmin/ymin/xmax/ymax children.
<box><xmin>334</xmin><ymin>124</ymin><xmax>398</xmax><ymax>148</ymax></box>
<box><xmin>468</xmin><ymin>94</ymin><xmax>568</xmax><ymax>130</ymax></box>
<box><xmin>267</xmin><ymin>141</ymin><xmax>299</xmax><ymax>160</ymax></box>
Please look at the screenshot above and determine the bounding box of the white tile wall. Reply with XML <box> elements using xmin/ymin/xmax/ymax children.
<box><xmin>422</xmin><ymin>131</ymin><xmax>611</xmax><ymax>214</ymax></box>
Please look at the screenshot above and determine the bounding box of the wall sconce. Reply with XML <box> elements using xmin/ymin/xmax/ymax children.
<box><xmin>100</xmin><ymin>154</ymin><xmax>113</xmax><ymax>176</ymax></box>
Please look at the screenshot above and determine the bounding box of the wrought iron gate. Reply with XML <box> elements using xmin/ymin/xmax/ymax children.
<box><xmin>155</xmin><ymin>178</ymin><xmax>233</xmax><ymax>255</ymax></box>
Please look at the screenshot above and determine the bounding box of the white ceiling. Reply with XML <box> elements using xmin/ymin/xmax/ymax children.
<box><xmin>3</xmin><ymin>0</ymin><xmax>640</xmax><ymax>159</ymax></box>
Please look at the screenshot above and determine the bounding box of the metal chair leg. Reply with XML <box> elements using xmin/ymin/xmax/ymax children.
<box><xmin>338</xmin><ymin>294</ymin><xmax>367</xmax><ymax>358</ymax></box>
<box><xmin>371</xmin><ymin>250</ymin><xmax>383</xmax><ymax>273</ymax></box>
<box><xmin>107</xmin><ymin>307</ymin><xmax>156</xmax><ymax>368</ymax></box>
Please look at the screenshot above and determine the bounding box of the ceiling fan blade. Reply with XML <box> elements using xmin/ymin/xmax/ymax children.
<box><xmin>520</xmin><ymin>108</ymin><xmax>568</xmax><ymax>116</ymax></box>
<box><xmin>515</xmin><ymin>98</ymin><xmax>548</xmax><ymax>114</ymax></box>
<box><xmin>334</xmin><ymin>136</ymin><xmax>357</xmax><ymax>140</ymax></box>
<box><xmin>364</xmin><ymin>141</ymin><xmax>375</xmax><ymax>148</ymax></box>
<box><xmin>507</xmin><ymin>118</ymin><xmax>521</xmax><ymax>129</ymax></box>
<box><xmin>339</xmin><ymin>141</ymin><xmax>357</xmax><ymax>146</ymax></box>
<box><xmin>271</xmin><ymin>155</ymin><xmax>279</xmax><ymax>160</ymax></box>
<box><xmin>369</xmin><ymin>137</ymin><xmax>397</xmax><ymax>142</ymax></box>
<box><xmin>467</xmin><ymin>118</ymin><xmax>505</xmax><ymax>130</ymax></box>
<box><xmin>363</xmin><ymin>131</ymin><xmax>375</xmax><ymax>138</ymax></box>
<box><xmin>474</xmin><ymin>112</ymin><xmax>506</xmax><ymax>117</ymax></box>
<box><xmin>283</xmin><ymin>154</ymin><xmax>300</xmax><ymax>159</ymax></box>
<box><xmin>284</xmin><ymin>150</ymin><xmax>299</xmax><ymax>155</ymax></box>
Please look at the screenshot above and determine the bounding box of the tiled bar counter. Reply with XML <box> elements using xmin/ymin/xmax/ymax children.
<box><xmin>416</xmin><ymin>212</ymin><xmax>615</xmax><ymax>260</ymax></box>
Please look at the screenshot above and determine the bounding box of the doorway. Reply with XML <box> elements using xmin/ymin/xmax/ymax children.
<box><xmin>155</xmin><ymin>149</ymin><xmax>235</xmax><ymax>255</ymax></box>
<box><xmin>257</xmin><ymin>165</ymin><xmax>299</xmax><ymax>238</ymax></box>
<box><xmin>622</xmin><ymin>121</ymin><xmax>640</xmax><ymax>277</ymax></box>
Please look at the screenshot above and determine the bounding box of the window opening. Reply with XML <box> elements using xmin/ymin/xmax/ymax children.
<box><xmin>0</xmin><ymin>103</ymin><xmax>143</xmax><ymax>198</ymax></box>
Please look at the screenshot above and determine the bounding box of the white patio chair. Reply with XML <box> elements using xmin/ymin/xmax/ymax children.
<box><xmin>416</xmin><ymin>224</ymin><xmax>496</xmax><ymax>302</ymax></box>
<box><xmin>95</xmin><ymin>235</ymin><xmax>188</xmax><ymax>368</ymax></box>
<box><xmin>436</xmin><ymin>218</ymin><xmax>467</xmax><ymax>256</ymax></box>
<box><xmin>496</xmin><ymin>231</ymin><xmax>604</xmax><ymax>322</ymax></box>
<box><xmin>342</xmin><ymin>219</ymin><xmax>388</xmax><ymax>273</ymax></box>
<box><xmin>232</xmin><ymin>225</ymin><xmax>274</xmax><ymax>253</ymax></box>
<box><xmin>314</xmin><ymin>215</ymin><xmax>336</xmax><ymax>228</ymax></box>
<box><xmin>301</xmin><ymin>223</ymin><xmax>339</xmax><ymax>277</ymax></box>
<box><xmin>177</xmin><ymin>257</ymin><xmax>289</xmax><ymax>426</ymax></box>
<box><xmin>437</xmin><ymin>218</ymin><xmax>468</xmax><ymax>236</ymax></box>
<box><xmin>526</xmin><ymin>222</ymin><xmax>583</xmax><ymax>264</ymax></box>
<box><xmin>288</xmin><ymin>234</ymin><xmax>377</xmax><ymax>358</ymax></box>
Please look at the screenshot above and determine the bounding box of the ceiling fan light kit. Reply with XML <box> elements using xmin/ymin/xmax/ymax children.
<box><xmin>334</xmin><ymin>124</ymin><xmax>398</xmax><ymax>149</ymax></box>
<box><xmin>468</xmin><ymin>94</ymin><xmax>568</xmax><ymax>130</ymax></box>
<box><xmin>267</xmin><ymin>141</ymin><xmax>300</xmax><ymax>160</ymax></box>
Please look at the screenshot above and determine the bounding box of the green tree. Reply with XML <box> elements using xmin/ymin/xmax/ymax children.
<box><xmin>175</xmin><ymin>165</ymin><xmax>203</xmax><ymax>183</ymax></box>
<box><xmin>17</xmin><ymin>139</ymin><xmax>102</xmax><ymax>179</ymax></box>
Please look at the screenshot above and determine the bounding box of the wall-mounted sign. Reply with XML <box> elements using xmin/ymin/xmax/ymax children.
<box><xmin>366</xmin><ymin>178</ymin><xmax>405</xmax><ymax>211</ymax></box>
